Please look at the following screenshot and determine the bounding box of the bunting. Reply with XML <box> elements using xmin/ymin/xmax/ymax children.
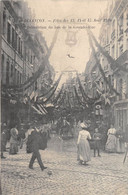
<box><xmin>43</xmin><ymin>74</ymin><xmax>62</xmax><ymax>104</ymax></box>
<box><xmin>38</xmin><ymin>74</ymin><xmax>62</xmax><ymax>100</ymax></box>
<box><xmin>52</xmin><ymin>85</ymin><xmax>64</xmax><ymax>105</ymax></box>
<box><xmin>73</xmin><ymin>86</ymin><xmax>85</xmax><ymax>107</ymax></box>
<box><xmin>88</xmin><ymin>29</ymin><xmax>128</xmax><ymax>73</ymax></box>
<box><xmin>77</xmin><ymin>74</ymin><xmax>98</xmax><ymax>104</ymax></box>
<box><xmin>31</xmin><ymin>105</ymin><xmax>42</xmax><ymax>115</ymax></box>
<box><xmin>87</xmin><ymin>30</ymin><xmax>120</xmax><ymax>96</ymax></box>
<box><xmin>11</xmin><ymin>29</ymin><xmax>59</xmax><ymax>93</ymax></box>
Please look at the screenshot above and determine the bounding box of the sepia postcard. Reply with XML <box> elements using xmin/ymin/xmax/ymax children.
<box><xmin>0</xmin><ymin>0</ymin><xmax>128</xmax><ymax>194</ymax></box>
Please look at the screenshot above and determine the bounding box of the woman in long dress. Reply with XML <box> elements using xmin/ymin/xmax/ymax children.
<box><xmin>116</xmin><ymin>127</ymin><xmax>125</xmax><ymax>153</ymax></box>
<box><xmin>9</xmin><ymin>126</ymin><xmax>19</xmax><ymax>154</ymax></box>
<box><xmin>77</xmin><ymin>123</ymin><xmax>91</xmax><ymax>165</ymax></box>
<box><xmin>105</xmin><ymin>125</ymin><xmax>117</xmax><ymax>153</ymax></box>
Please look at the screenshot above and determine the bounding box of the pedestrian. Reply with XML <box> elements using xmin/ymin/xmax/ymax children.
<box><xmin>93</xmin><ymin>128</ymin><xmax>102</xmax><ymax>157</ymax></box>
<box><xmin>9</xmin><ymin>125</ymin><xmax>19</xmax><ymax>155</ymax></box>
<box><xmin>60</xmin><ymin>117</ymin><xmax>70</xmax><ymax>137</ymax></box>
<box><xmin>116</xmin><ymin>127</ymin><xmax>125</xmax><ymax>153</ymax></box>
<box><xmin>77</xmin><ymin>123</ymin><xmax>91</xmax><ymax>165</ymax></box>
<box><xmin>105</xmin><ymin>124</ymin><xmax>117</xmax><ymax>153</ymax></box>
<box><xmin>27</xmin><ymin>124</ymin><xmax>47</xmax><ymax>171</ymax></box>
<box><xmin>1</xmin><ymin>123</ymin><xmax>8</xmax><ymax>158</ymax></box>
<box><xmin>18</xmin><ymin>124</ymin><xmax>26</xmax><ymax>149</ymax></box>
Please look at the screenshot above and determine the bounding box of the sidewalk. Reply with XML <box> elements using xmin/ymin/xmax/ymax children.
<box><xmin>1</xmin><ymin>135</ymin><xmax>128</xmax><ymax>195</ymax></box>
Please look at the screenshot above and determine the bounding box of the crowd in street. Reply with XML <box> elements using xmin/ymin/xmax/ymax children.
<box><xmin>1</xmin><ymin>118</ymin><xmax>128</xmax><ymax>169</ymax></box>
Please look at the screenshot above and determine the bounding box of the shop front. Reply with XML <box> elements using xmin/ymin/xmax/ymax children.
<box><xmin>114</xmin><ymin>100</ymin><xmax>128</xmax><ymax>133</ymax></box>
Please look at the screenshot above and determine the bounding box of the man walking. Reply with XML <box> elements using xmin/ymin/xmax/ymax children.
<box><xmin>27</xmin><ymin>125</ymin><xmax>47</xmax><ymax>171</ymax></box>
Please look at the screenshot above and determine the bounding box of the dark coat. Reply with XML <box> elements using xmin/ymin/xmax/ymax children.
<box><xmin>92</xmin><ymin>132</ymin><xmax>102</xmax><ymax>149</ymax></box>
<box><xmin>26</xmin><ymin>130</ymin><xmax>47</xmax><ymax>153</ymax></box>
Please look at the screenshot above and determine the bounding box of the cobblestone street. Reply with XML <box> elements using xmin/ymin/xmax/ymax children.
<box><xmin>1</xmin><ymin>134</ymin><xmax>128</xmax><ymax>195</ymax></box>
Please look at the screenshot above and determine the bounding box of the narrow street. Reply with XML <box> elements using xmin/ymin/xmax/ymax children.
<box><xmin>1</xmin><ymin>134</ymin><xmax>128</xmax><ymax>195</ymax></box>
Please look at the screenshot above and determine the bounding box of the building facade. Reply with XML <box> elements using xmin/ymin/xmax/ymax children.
<box><xmin>0</xmin><ymin>0</ymin><xmax>54</xmax><ymax>125</ymax></box>
<box><xmin>85</xmin><ymin>0</ymin><xmax>128</xmax><ymax>133</ymax></box>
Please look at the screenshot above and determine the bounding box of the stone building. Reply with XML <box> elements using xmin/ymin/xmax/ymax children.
<box><xmin>85</xmin><ymin>0</ymin><xmax>128</xmax><ymax>133</ymax></box>
<box><xmin>0</xmin><ymin>0</ymin><xmax>54</xmax><ymax>125</ymax></box>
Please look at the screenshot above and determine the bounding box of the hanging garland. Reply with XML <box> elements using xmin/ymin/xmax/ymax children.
<box><xmin>73</xmin><ymin>86</ymin><xmax>85</xmax><ymax>107</ymax></box>
<box><xmin>57</xmin><ymin>91</ymin><xmax>66</xmax><ymax>107</ymax></box>
<box><xmin>52</xmin><ymin>85</ymin><xmax>64</xmax><ymax>105</ymax></box>
<box><xmin>87</xmin><ymin>31</ymin><xmax>120</xmax><ymax>96</ymax></box>
<box><xmin>10</xmin><ymin>30</ymin><xmax>59</xmax><ymax>93</ymax></box>
<box><xmin>38</xmin><ymin>74</ymin><xmax>62</xmax><ymax>99</ymax></box>
<box><xmin>43</xmin><ymin>74</ymin><xmax>62</xmax><ymax>104</ymax></box>
<box><xmin>66</xmin><ymin>91</ymin><xmax>71</xmax><ymax>109</ymax></box>
<box><xmin>77</xmin><ymin>74</ymin><xmax>96</xmax><ymax>104</ymax></box>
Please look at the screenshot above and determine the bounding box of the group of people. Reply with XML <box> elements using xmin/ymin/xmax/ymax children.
<box><xmin>1</xmin><ymin>120</ymin><xmax>128</xmax><ymax>170</ymax></box>
<box><xmin>105</xmin><ymin>124</ymin><xmax>126</xmax><ymax>153</ymax></box>
<box><xmin>76</xmin><ymin>122</ymin><xmax>128</xmax><ymax>166</ymax></box>
<box><xmin>1</xmin><ymin>122</ymin><xmax>49</xmax><ymax>171</ymax></box>
<box><xmin>1</xmin><ymin>123</ymin><xmax>26</xmax><ymax>158</ymax></box>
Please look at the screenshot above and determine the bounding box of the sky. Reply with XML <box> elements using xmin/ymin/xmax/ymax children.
<box><xmin>25</xmin><ymin>0</ymin><xmax>108</xmax><ymax>83</ymax></box>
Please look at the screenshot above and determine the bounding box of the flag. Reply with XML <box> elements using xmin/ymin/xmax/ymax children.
<box><xmin>34</xmin><ymin>91</ymin><xmax>38</xmax><ymax>102</ymax></box>
<box><xmin>40</xmin><ymin>104</ymin><xmax>48</xmax><ymax>114</ymax></box>
<box><xmin>37</xmin><ymin>104</ymin><xmax>46</xmax><ymax>115</ymax></box>
<box><xmin>30</xmin><ymin>91</ymin><xmax>35</xmax><ymax>100</ymax></box>
<box><xmin>31</xmin><ymin>105</ymin><xmax>42</xmax><ymax>115</ymax></box>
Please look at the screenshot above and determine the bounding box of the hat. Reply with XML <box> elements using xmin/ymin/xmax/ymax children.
<box><xmin>80</xmin><ymin>123</ymin><xmax>88</xmax><ymax>129</ymax></box>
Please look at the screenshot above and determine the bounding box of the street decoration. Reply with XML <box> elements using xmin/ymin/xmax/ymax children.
<box><xmin>43</xmin><ymin>74</ymin><xmax>62</xmax><ymax>104</ymax></box>
<box><xmin>65</xmin><ymin>31</ymin><xmax>78</xmax><ymax>47</ymax></box>
<box><xmin>38</xmin><ymin>74</ymin><xmax>62</xmax><ymax>100</ymax></box>
<box><xmin>87</xmin><ymin>30</ymin><xmax>120</xmax><ymax>96</ymax></box>
<box><xmin>88</xmin><ymin>29</ymin><xmax>128</xmax><ymax>72</ymax></box>
<box><xmin>73</xmin><ymin>86</ymin><xmax>85</xmax><ymax>107</ymax></box>
<box><xmin>31</xmin><ymin>105</ymin><xmax>42</xmax><ymax>115</ymax></box>
<box><xmin>52</xmin><ymin>85</ymin><xmax>64</xmax><ymax>105</ymax></box>
<box><xmin>9</xmin><ymin>29</ymin><xmax>59</xmax><ymax>93</ymax></box>
<box><xmin>77</xmin><ymin>73</ymin><xmax>99</xmax><ymax>104</ymax></box>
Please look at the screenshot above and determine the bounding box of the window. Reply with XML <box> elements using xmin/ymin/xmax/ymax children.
<box><xmin>15</xmin><ymin>68</ymin><xmax>17</xmax><ymax>84</ymax></box>
<box><xmin>119</xmin><ymin>45</ymin><xmax>123</xmax><ymax>55</ymax></box>
<box><xmin>20</xmin><ymin>41</ymin><xmax>23</xmax><ymax>56</ymax></box>
<box><xmin>112</xmin><ymin>45</ymin><xmax>115</xmax><ymax>58</ymax></box>
<box><xmin>15</xmin><ymin>32</ymin><xmax>18</xmax><ymax>50</ymax></box>
<box><xmin>31</xmin><ymin>55</ymin><xmax>33</xmax><ymax>64</ymax></box>
<box><xmin>1</xmin><ymin>54</ymin><xmax>4</xmax><ymax>81</ymax></box>
<box><xmin>6</xmin><ymin>61</ymin><xmax>10</xmax><ymax>85</ymax></box>
<box><xmin>12</xmin><ymin>27</ymin><xmax>15</xmax><ymax>48</ymax></box>
<box><xmin>24</xmin><ymin>46</ymin><xmax>27</xmax><ymax>61</ymax></box>
<box><xmin>11</xmin><ymin>64</ymin><xmax>13</xmax><ymax>77</ymax></box>
<box><xmin>126</xmin><ymin>75</ymin><xmax>128</xmax><ymax>98</ymax></box>
<box><xmin>7</xmin><ymin>22</ymin><xmax>11</xmax><ymax>43</ymax></box>
<box><xmin>3</xmin><ymin>10</ymin><xmax>6</xmax><ymax>35</ymax></box>
<box><xmin>18</xmin><ymin>37</ymin><xmax>21</xmax><ymax>54</ymax></box>
<box><xmin>35</xmin><ymin>81</ymin><xmax>37</xmax><ymax>90</ymax></box>
<box><xmin>119</xmin><ymin>78</ymin><xmax>123</xmax><ymax>100</ymax></box>
<box><xmin>17</xmin><ymin>71</ymin><xmax>19</xmax><ymax>85</ymax></box>
<box><xmin>19</xmin><ymin>73</ymin><xmax>22</xmax><ymax>84</ymax></box>
<box><xmin>112</xmin><ymin>20</ymin><xmax>115</xmax><ymax>31</ymax></box>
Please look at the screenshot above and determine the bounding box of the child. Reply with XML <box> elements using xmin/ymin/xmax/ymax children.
<box><xmin>93</xmin><ymin>128</ymin><xmax>102</xmax><ymax>157</ymax></box>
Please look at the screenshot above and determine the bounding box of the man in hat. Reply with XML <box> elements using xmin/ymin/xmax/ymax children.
<box><xmin>27</xmin><ymin>124</ymin><xmax>47</xmax><ymax>171</ymax></box>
